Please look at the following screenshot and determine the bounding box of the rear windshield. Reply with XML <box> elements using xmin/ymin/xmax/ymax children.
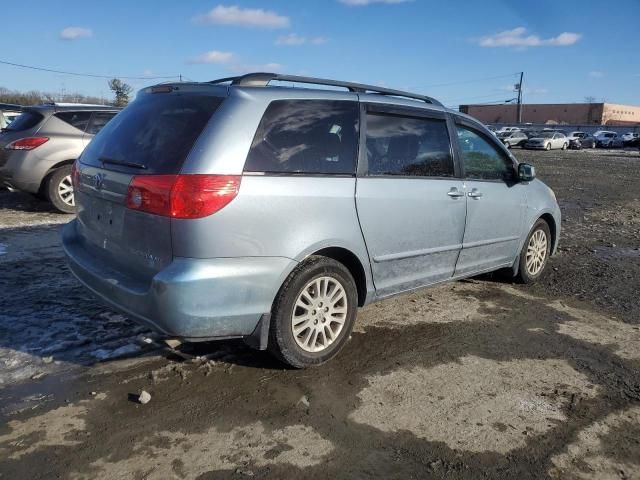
<box><xmin>4</xmin><ymin>111</ymin><xmax>43</xmax><ymax>132</ymax></box>
<box><xmin>244</xmin><ymin>100</ymin><xmax>359</xmax><ymax>175</ymax></box>
<box><xmin>81</xmin><ymin>94</ymin><xmax>223</xmax><ymax>174</ymax></box>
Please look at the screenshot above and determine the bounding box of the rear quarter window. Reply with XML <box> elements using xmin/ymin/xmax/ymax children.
<box><xmin>86</xmin><ymin>111</ymin><xmax>118</xmax><ymax>135</ymax></box>
<box><xmin>244</xmin><ymin>100</ymin><xmax>359</xmax><ymax>175</ymax></box>
<box><xmin>55</xmin><ymin>111</ymin><xmax>92</xmax><ymax>132</ymax></box>
<box><xmin>81</xmin><ymin>94</ymin><xmax>223</xmax><ymax>174</ymax></box>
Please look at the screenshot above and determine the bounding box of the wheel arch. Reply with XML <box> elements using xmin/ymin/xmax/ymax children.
<box><xmin>539</xmin><ymin>212</ymin><xmax>557</xmax><ymax>253</ymax></box>
<box><xmin>40</xmin><ymin>159</ymin><xmax>75</xmax><ymax>191</ymax></box>
<box><xmin>312</xmin><ymin>246</ymin><xmax>368</xmax><ymax>307</ymax></box>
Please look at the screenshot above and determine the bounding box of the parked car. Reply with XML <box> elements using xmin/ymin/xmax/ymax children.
<box><xmin>524</xmin><ymin>132</ymin><xmax>569</xmax><ymax>150</ymax></box>
<box><xmin>544</xmin><ymin>128</ymin><xmax>568</xmax><ymax>136</ymax></box>
<box><xmin>567</xmin><ymin>131</ymin><xmax>595</xmax><ymax>149</ymax></box>
<box><xmin>611</xmin><ymin>135</ymin><xmax>625</xmax><ymax>148</ymax></box>
<box><xmin>593</xmin><ymin>130</ymin><xmax>618</xmax><ymax>148</ymax></box>
<box><xmin>521</xmin><ymin>129</ymin><xmax>541</xmax><ymax>138</ymax></box>
<box><xmin>62</xmin><ymin>73</ymin><xmax>561</xmax><ymax>368</ymax></box>
<box><xmin>3</xmin><ymin>111</ymin><xmax>20</xmax><ymax>125</ymax></box>
<box><xmin>498</xmin><ymin>131</ymin><xmax>528</xmax><ymax>148</ymax></box>
<box><xmin>0</xmin><ymin>103</ymin><xmax>22</xmax><ymax>130</ymax></box>
<box><xmin>0</xmin><ymin>103</ymin><xmax>119</xmax><ymax>212</ymax></box>
<box><xmin>569</xmin><ymin>134</ymin><xmax>596</xmax><ymax>149</ymax></box>
<box><xmin>621</xmin><ymin>132</ymin><xmax>639</xmax><ymax>146</ymax></box>
<box><xmin>495</xmin><ymin>126</ymin><xmax>521</xmax><ymax>133</ymax></box>
<box><xmin>485</xmin><ymin>125</ymin><xmax>498</xmax><ymax>136</ymax></box>
<box><xmin>627</xmin><ymin>137</ymin><xmax>640</xmax><ymax>149</ymax></box>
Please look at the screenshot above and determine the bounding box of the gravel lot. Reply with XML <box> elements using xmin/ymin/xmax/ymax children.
<box><xmin>0</xmin><ymin>148</ymin><xmax>639</xmax><ymax>479</ymax></box>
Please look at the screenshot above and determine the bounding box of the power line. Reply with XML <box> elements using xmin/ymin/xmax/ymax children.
<box><xmin>0</xmin><ymin>59</ymin><xmax>179</xmax><ymax>80</ymax></box>
<box><xmin>409</xmin><ymin>72</ymin><xmax>520</xmax><ymax>90</ymax></box>
<box><xmin>441</xmin><ymin>92</ymin><xmax>516</xmax><ymax>104</ymax></box>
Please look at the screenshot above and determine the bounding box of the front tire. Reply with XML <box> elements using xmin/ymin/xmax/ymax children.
<box><xmin>515</xmin><ymin>220</ymin><xmax>551</xmax><ymax>284</ymax></box>
<box><xmin>545</xmin><ymin>143</ymin><xmax>551</xmax><ymax>151</ymax></box>
<box><xmin>504</xmin><ymin>141</ymin><xmax>511</xmax><ymax>149</ymax></box>
<box><xmin>268</xmin><ymin>256</ymin><xmax>358</xmax><ymax>368</ymax></box>
<box><xmin>562</xmin><ymin>142</ymin><xmax>568</xmax><ymax>150</ymax></box>
<box><xmin>46</xmin><ymin>165</ymin><xmax>75</xmax><ymax>214</ymax></box>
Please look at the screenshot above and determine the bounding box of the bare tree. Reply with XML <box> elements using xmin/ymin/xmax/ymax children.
<box><xmin>0</xmin><ymin>85</ymin><xmax>106</xmax><ymax>106</ymax></box>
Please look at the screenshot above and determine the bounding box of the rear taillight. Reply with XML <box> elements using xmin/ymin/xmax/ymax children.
<box><xmin>5</xmin><ymin>137</ymin><xmax>49</xmax><ymax>150</ymax></box>
<box><xmin>71</xmin><ymin>161</ymin><xmax>80</xmax><ymax>189</ymax></box>
<box><xmin>126</xmin><ymin>174</ymin><xmax>241</xmax><ymax>219</ymax></box>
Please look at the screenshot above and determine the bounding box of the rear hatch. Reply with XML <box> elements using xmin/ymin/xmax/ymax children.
<box><xmin>75</xmin><ymin>89</ymin><xmax>225</xmax><ymax>285</ymax></box>
<box><xmin>0</xmin><ymin>109</ymin><xmax>46</xmax><ymax>166</ymax></box>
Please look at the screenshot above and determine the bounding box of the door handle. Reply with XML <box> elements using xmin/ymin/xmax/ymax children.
<box><xmin>447</xmin><ymin>188</ymin><xmax>465</xmax><ymax>198</ymax></box>
<box><xmin>468</xmin><ymin>188</ymin><xmax>483</xmax><ymax>199</ymax></box>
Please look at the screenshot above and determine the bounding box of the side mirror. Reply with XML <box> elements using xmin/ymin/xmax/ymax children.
<box><xmin>518</xmin><ymin>163</ymin><xmax>536</xmax><ymax>182</ymax></box>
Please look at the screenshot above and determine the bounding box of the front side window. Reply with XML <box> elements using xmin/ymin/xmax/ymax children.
<box><xmin>55</xmin><ymin>111</ymin><xmax>92</xmax><ymax>131</ymax></box>
<box><xmin>456</xmin><ymin>125</ymin><xmax>515</xmax><ymax>181</ymax></box>
<box><xmin>366</xmin><ymin>113</ymin><xmax>453</xmax><ymax>177</ymax></box>
<box><xmin>244</xmin><ymin>100</ymin><xmax>359</xmax><ymax>174</ymax></box>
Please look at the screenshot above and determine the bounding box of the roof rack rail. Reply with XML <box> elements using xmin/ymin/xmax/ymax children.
<box><xmin>209</xmin><ymin>72</ymin><xmax>443</xmax><ymax>107</ymax></box>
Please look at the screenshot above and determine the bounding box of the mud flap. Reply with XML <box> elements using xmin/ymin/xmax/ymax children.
<box><xmin>244</xmin><ymin>313</ymin><xmax>271</xmax><ymax>350</ymax></box>
<box><xmin>511</xmin><ymin>254</ymin><xmax>520</xmax><ymax>277</ymax></box>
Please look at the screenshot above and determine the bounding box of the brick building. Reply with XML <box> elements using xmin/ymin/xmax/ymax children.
<box><xmin>459</xmin><ymin>103</ymin><xmax>640</xmax><ymax>126</ymax></box>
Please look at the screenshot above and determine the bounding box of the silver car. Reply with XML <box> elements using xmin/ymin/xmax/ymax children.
<box><xmin>63</xmin><ymin>74</ymin><xmax>561</xmax><ymax>367</ymax></box>
<box><xmin>0</xmin><ymin>103</ymin><xmax>119</xmax><ymax>212</ymax></box>
<box><xmin>525</xmin><ymin>132</ymin><xmax>569</xmax><ymax>150</ymax></box>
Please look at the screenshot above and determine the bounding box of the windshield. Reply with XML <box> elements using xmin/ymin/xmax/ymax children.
<box><xmin>538</xmin><ymin>132</ymin><xmax>554</xmax><ymax>138</ymax></box>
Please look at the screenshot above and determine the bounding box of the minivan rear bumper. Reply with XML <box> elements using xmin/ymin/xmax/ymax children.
<box><xmin>62</xmin><ymin>220</ymin><xmax>297</xmax><ymax>340</ymax></box>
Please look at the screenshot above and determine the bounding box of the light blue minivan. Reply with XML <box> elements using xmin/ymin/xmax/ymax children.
<box><xmin>63</xmin><ymin>73</ymin><xmax>560</xmax><ymax>367</ymax></box>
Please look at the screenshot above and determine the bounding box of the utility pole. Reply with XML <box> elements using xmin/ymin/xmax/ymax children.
<box><xmin>516</xmin><ymin>71</ymin><xmax>524</xmax><ymax>124</ymax></box>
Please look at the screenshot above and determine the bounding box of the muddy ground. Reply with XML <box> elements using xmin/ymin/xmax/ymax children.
<box><xmin>0</xmin><ymin>148</ymin><xmax>639</xmax><ymax>479</ymax></box>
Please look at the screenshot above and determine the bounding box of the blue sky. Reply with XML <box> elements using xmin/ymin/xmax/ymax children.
<box><xmin>2</xmin><ymin>0</ymin><xmax>639</xmax><ymax>107</ymax></box>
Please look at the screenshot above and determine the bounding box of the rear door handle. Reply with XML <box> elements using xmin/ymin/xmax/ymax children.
<box><xmin>447</xmin><ymin>188</ymin><xmax>465</xmax><ymax>198</ymax></box>
<box><xmin>468</xmin><ymin>188</ymin><xmax>483</xmax><ymax>199</ymax></box>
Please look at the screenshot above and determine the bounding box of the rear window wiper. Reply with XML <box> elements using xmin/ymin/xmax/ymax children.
<box><xmin>99</xmin><ymin>157</ymin><xmax>147</xmax><ymax>170</ymax></box>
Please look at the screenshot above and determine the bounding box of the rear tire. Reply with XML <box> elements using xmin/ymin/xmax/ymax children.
<box><xmin>504</xmin><ymin>141</ymin><xmax>511</xmax><ymax>149</ymax></box>
<box><xmin>46</xmin><ymin>165</ymin><xmax>75</xmax><ymax>214</ymax></box>
<box><xmin>562</xmin><ymin>142</ymin><xmax>568</xmax><ymax>150</ymax></box>
<box><xmin>515</xmin><ymin>219</ymin><xmax>551</xmax><ymax>284</ymax></box>
<box><xmin>268</xmin><ymin>255</ymin><xmax>358</xmax><ymax>368</ymax></box>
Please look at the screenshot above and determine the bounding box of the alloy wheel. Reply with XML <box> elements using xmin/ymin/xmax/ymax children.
<box><xmin>58</xmin><ymin>175</ymin><xmax>75</xmax><ymax>207</ymax></box>
<box><xmin>525</xmin><ymin>229</ymin><xmax>548</xmax><ymax>276</ymax></box>
<box><xmin>291</xmin><ymin>276</ymin><xmax>348</xmax><ymax>353</ymax></box>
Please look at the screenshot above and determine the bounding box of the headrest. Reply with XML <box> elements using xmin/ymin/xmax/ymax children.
<box><xmin>387</xmin><ymin>135</ymin><xmax>419</xmax><ymax>161</ymax></box>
